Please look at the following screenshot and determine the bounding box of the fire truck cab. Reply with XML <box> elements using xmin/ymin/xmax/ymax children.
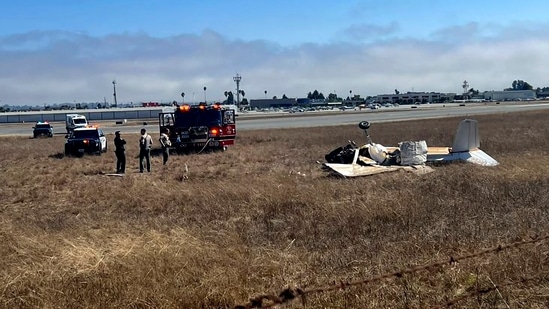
<box><xmin>158</xmin><ymin>103</ymin><xmax>236</xmax><ymax>152</ymax></box>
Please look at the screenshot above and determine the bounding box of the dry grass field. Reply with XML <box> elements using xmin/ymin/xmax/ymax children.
<box><xmin>1</xmin><ymin>110</ymin><xmax>548</xmax><ymax>308</ymax></box>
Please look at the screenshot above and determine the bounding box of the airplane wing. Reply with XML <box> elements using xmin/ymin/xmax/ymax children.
<box><xmin>323</xmin><ymin>162</ymin><xmax>434</xmax><ymax>177</ymax></box>
<box><xmin>323</xmin><ymin>151</ymin><xmax>434</xmax><ymax>177</ymax></box>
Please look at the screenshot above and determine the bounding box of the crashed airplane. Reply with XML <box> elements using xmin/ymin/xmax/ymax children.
<box><xmin>323</xmin><ymin>119</ymin><xmax>499</xmax><ymax>177</ymax></box>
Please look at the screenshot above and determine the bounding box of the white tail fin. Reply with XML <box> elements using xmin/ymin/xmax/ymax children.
<box><xmin>452</xmin><ymin>119</ymin><xmax>480</xmax><ymax>152</ymax></box>
<box><xmin>447</xmin><ymin>119</ymin><xmax>498</xmax><ymax>166</ymax></box>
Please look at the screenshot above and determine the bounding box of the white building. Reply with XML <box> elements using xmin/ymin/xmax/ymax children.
<box><xmin>376</xmin><ymin>92</ymin><xmax>454</xmax><ymax>104</ymax></box>
<box><xmin>483</xmin><ymin>90</ymin><xmax>536</xmax><ymax>101</ymax></box>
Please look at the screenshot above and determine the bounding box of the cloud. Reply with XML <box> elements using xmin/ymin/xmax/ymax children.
<box><xmin>430</xmin><ymin>22</ymin><xmax>482</xmax><ymax>42</ymax></box>
<box><xmin>342</xmin><ymin>22</ymin><xmax>400</xmax><ymax>41</ymax></box>
<box><xmin>1</xmin><ymin>24</ymin><xmax>549</xmax><ymax>106</ymax></box>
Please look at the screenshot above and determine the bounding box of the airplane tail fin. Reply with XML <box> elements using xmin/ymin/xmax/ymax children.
<box><xmin>451</xmin><ymin>119</ymin><xmax>498</xmax><ymax>166</ymax></box>
<box><xmin>452</xmin><ymin>119</ymin><xmax>480</xmax><ymax>152</ymax></box>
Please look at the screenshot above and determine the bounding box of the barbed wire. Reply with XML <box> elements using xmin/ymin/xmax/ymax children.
<box><xmin>234</xmin><ymin>234</ymin><xmax>549</xmax><ymax>309</ymax></box>
<box><xmin>433</xmin><ymin>274</ymin><xmax>546</xmax><ymax>308</ymax></box>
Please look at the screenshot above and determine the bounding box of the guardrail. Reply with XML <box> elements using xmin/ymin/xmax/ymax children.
<box><xmin>0</xmin><ymin>108</ymin><xmax>164</xmax><ymax>123</ymax></box>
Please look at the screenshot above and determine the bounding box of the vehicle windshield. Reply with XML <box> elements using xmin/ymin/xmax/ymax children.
<box><xmin>175</xmin><ymin>110</ymin><xmax>222</xmax><ymax>127</ymax></box>
<box><xmin>73</xmin><ymin>118</ymin><xmax>87</xmax><ymax>124</ymax></box>
<box><xmin>35</xmin><ymin>124</ymin><xmax>51</xmax><ymax>129</ymax></box>
<box><xmin>72</xmin><ymin>130</ymin><xmax>99</xmax><ymax>139</ymax></box>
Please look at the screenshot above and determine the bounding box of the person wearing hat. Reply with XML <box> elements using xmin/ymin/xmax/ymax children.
<box><xmin>114</xmin><ymin>131</ymin><xmax>126</xmax><ymax>173</ymax></box>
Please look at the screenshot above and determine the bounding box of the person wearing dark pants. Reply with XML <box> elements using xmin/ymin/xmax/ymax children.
<box><xmin>114</xmin><ymin>131</ymin><xmax>126</xmax><ymax>173</ymax></box>
<box><xmin>159</xmin><ymin>128</ymin><xmax>172</xmax><ymax>165</ymax></box>
<box><xmin>139</xmin><ymin>128</ymin><xmax>153</xmax><ymax>173</ymax></box>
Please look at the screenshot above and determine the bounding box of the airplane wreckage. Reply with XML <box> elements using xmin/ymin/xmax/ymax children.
<box><xmin>323</xmin><ymin>119</ymin><xmax>499</xmax><ymax>177</ymax></box>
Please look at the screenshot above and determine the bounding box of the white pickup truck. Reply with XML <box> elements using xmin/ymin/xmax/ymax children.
<box><xmin>65</xmin><ymin>114</ymin><xmax>88</xmax><ymax>133</ymax></box>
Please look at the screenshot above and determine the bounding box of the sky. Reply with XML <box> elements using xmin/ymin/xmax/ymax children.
<box><xmin>1</xmin><ymin>0</ymin><xmax>549</xmax><ymax>106</ymax></box>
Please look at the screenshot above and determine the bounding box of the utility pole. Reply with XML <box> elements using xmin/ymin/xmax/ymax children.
<box><xmin>112</xmin><ymin>80</ymin><xmax>118</xmax><ymax>108</ymax></box>
<box><xmin>233</xmin><ymin>73</ymin><xmax>242</xmax><ymax>107</ymax></box>
<box><xmin>203</xmin><ymin>87</ymin><xmax>207</xmax><ymax>103</ymax></box>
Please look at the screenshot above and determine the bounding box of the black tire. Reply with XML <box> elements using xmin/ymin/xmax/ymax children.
<box><xmin>358</xmin><ymin>121</ymin><xmax>371</xmax><ymax>130</ymax></box>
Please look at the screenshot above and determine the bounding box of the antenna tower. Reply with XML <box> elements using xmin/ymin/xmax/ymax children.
<box><xmin>233</xmin><ymin>73</ymin><xmax>242</xmax><ymax>107</ymax></box>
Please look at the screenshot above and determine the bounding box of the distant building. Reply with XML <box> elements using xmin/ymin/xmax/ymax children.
<box><xmin>142</xmin><ymin>102</ymin><xmax>161</xmax><ymax>107</ymax></box>
<box><xmin>376</xmin><ymin>92</ymin><xmax>454</xmax><ymax>104</ymax></box>
<box><xmin>483</xmin><ymin>90</ymin><xmax>536</xmax><ymax>101</ymax></box>
<box><xmin>296</xmin><ymin>98</ymin><xmax>310</xmax><ymax>105</ymax></box>
<box><xmin>536</xmin><ymin>91</ymin><xmax>549</xmax><ymax>99</ymax></box>
<box><xmin>249</xmin><ymin>98</ymin><xmax>296</xmax><ymax>109</ymax></box>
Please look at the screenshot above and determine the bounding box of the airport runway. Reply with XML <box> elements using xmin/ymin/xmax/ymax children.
<box><xmin>1</xmin><ymin>102</ymin><xmax>548</xmax><ymax>136</ymax></box>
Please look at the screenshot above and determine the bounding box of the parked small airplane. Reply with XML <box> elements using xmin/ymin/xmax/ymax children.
<box><xmin>323</xmin><ymin>119</ymin><xmax>498</xmax><ymax>177</ymax></box>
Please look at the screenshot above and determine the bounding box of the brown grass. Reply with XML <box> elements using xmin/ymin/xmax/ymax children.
<box><xmin>1</xmin><ymin>110</ymin><xmax>549</xmax><ymax>308</ymax></box>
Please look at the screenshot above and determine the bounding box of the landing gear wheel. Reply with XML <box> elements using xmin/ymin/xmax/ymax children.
<box><xmin>358</xmin><ymin>121</ymin><xmax>371</xmax><ymax>130</ymax></box>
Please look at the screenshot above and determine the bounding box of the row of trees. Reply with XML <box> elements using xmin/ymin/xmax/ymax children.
<box><xmin>307</xmin><ymin>90</ymin><xmax>365</xmax><ymax>102</ymax></box>
<box><xmin>502</xmin><ymin>80</ymin><xmax>549</xmax><ymax>92</ymax></box>
<box><xmin>222</xmin><ymin>90</ymin><xmax>248</xmax><ymax>105</ymax></box>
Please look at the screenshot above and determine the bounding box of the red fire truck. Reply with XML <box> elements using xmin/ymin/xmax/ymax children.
<box><xmin>158</xmin><ymin>103</ymin><xmax>236</xmax><ymax>152</ymax></box>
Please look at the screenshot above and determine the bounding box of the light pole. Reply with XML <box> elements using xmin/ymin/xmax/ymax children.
<box><xmin>203</xmin><ymin>87</ymin><xmax>207</xmax><ymax>103</ymax></box>
<box><xmin>112</xmin><ymin>80</ymin><xmax>118</xmax><ymax>108</ymax></box>
<box><xmin>233</xmin><ymin>73</ymin><xmax>242</xmax><ymax>107</ymax></box>
<box><xmin>264</xmin><ymin>90</ymin><xmax>267</xmax><ymax>99</ymax></box>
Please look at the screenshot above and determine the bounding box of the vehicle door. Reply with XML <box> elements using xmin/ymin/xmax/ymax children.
<box><xmin>222</xmin><ymin>110</ymin><xmax>236</xmax><ymax>135</ymax></box>
<box><xmin>223</xmin><ymin>110</ymin><xmax>235</xmax><ymax>125</ymax></box>
<box><xmin>98</xmin><ymin>129</ymin><xmax>107</xmax><ymax>150</ymax></box>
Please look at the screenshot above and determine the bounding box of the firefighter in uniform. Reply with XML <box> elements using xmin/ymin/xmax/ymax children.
<box><xmin>159</xmin><ymin>128</ymin><xmax>172</xmax><ymax>165</ymax></box>
<box><xmin>114</xmin><ymin>131</ymin><xmax>126</xmax><ymax>173</ymax></box>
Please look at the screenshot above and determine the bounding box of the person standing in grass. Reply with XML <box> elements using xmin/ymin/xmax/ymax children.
<box><xmin>114</xmin><ymin>131</ymin><xmax>126</xmax><ymax>173</ymax></box>
<box><xmin>139</xmin><ymin>128</ymin><xmax>153</xmax><ymax>173</ymax></box>
<box><xmin>159</xmin><ymin>128</ymin><xmax>172</xmax><ymax>165</ymax></box>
